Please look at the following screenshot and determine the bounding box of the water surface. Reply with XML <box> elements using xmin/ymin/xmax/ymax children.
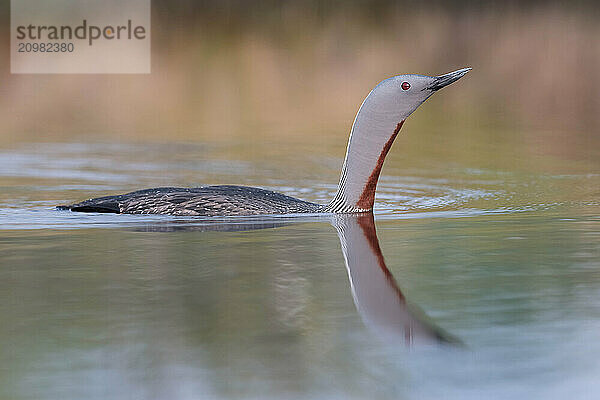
<box><xmin>0</xmin><ymin>135</ymin><xmax>599</xmax><ymax>400</ymax></box>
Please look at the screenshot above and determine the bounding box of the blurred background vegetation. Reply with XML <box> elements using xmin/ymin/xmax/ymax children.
<box><xmin>0</xmin><ymin>0</ymin><xmax>598</xmax><ymax>150</ymax></box>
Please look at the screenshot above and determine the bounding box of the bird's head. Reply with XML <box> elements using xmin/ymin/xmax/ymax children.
<box><xmin>366</xmin><ymin>67</ymin><xmax>471</xmax><ymax>121</ymax></box>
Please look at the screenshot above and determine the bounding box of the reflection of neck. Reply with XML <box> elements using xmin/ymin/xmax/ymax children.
<box><xmin>332</xmin><ymin>213</ymin><xmax>451</xmax><ymax>345</ymax></box>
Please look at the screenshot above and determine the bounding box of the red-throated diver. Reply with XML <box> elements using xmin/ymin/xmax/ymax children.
<box><xmin>58</xmin><ymin>68</ymin><xmax>470</xmax><ymax>216</ymax></box>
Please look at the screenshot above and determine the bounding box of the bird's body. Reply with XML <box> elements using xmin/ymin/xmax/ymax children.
<box><xmin>58</xmin><ymin>185</ymin><xmax>323</xmax><ymax>216</ymax></box>
<box><xmin>58</xmin><ymin>68</ymin><xmax>470</xmax><ymax>216</ymax></box>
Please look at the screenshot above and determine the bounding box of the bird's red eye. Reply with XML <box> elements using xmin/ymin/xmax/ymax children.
<box><xmin>401</xmin><ymin>81</ymin><xmax>411</xmax><ymax>90</ymax></box>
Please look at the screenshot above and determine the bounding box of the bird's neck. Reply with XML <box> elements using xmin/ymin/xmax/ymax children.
<box><xmin>325</xmin><ymin>103</ymin><xmax>404</xmax><ymax>213</ymax></box>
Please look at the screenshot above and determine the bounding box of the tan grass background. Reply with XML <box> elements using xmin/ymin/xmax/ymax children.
<box><xmin>0</xmin><ymin>2</ymin><xmax>598</xmax><ymax>146</ymax></box>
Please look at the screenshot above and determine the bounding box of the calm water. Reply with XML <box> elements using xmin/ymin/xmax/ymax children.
<box><xmin>1</xmin><ymin>134</ymin><xmax>599</xmax><ymax>400</ymax></box>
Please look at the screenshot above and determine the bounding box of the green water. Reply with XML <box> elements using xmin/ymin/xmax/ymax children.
<box><xmin>0</xmin><ymin>128</ymin><xmax>599</xmax><ymax>399</ymax></box>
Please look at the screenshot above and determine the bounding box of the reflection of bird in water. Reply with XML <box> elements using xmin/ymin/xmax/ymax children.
<box><xmin>58</xmin><ymin>69</ymin><xmax>470</xmax><ymax>216</ymax></box>
<box><xmin>130</xmin><ymin>214</ymin><xmax>460</xmax><ymax>345</ymax></box>
<box><xmin>333</xmin><ymin>213</ymin><xmax>459</xmax><ymax>345</ymax></box>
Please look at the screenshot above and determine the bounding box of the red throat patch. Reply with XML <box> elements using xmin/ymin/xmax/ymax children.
<box><xmin>355</xmin><ymin>120</ymin><xmax>404</xmax><ymax>210</ymax></box>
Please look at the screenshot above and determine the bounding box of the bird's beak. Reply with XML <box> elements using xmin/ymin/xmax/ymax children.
<box><xmin>425</xmin><ymin>67</ymin><xmax>471</xmax><ymax>91</ymax></box>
